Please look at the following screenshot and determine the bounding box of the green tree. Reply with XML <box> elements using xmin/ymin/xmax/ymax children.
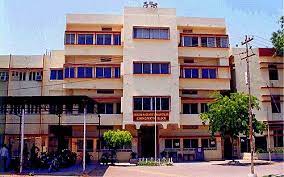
<box><xmin>271</xmin><ymin>16</ymin><xmax>284</xmax><ymax>56</ymax></box>
<box><xmin>103</xmin><ymin>129</ymin><xmax>132</xmax><ymax>150</ymax></box>
<box><xmin>200</xmin><ymin>92</ymin><xmax>266</xmax><ymax>157</ymax></box>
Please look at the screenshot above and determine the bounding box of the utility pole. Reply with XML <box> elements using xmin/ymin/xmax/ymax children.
<box><xmin>241</xmin><ymin>35</ymin><xmax>256</xmax><ymax>177</ymax></box>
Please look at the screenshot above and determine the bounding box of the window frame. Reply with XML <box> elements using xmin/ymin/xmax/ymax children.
<box><xmin>271</xmin><ymin>95</ymin><xmax>281</xmax><ymax>113</ymax></box>
<box><xmin>65</xmin><ymin>33</ymin><xmax>76</xmax><ymax>45</ymax></box>
<box><xmin>50</xmin><ymin>69</ymin><xmax>63</xmax><ymax>80</ymax></box>
<box><xmin>133</xmin><ymin>96</ymin><xmax>170</xmax><ymax>111</ymax></box>
<box><xmin>96</xmin><ymin>33</ymin><xmax>112</xmax><ymax>45</ymax></box>
<box><xmin>201</xmin><ymin>68</ymin><xmax>217</xmax><ymax>79</ymax></box>
<box><xmin>77</xmin><ymin>33</ymin><xmax>94</xmax><ymax>45</ymax></box>
<box><xmin>165</xmin><ymin>139</ymin><xmax>180</xmax><ymax>149</ymax></box>
<box><xmin>268</xmin><ymin>65</ymin><xmax>279</xmax><ymax>80</ymax></box>
<box><xmin>133</xmin><ymin>62</ymin><xmax>170</xmax><ymax>74</ymax></box>
<box><xmin>133</xmin><ymin>27</ymin><xmax>170</xmax><ymax>40</ymax></box>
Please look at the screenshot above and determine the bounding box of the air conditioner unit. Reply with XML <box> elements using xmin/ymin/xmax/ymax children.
<box><xmin>36</xmin><ymin>75</ymin><xmax>42</xmax><ymax>81</ymax></box>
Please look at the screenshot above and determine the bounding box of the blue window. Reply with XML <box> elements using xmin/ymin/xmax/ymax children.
<box><xmin>184</xmin><ymin>68</ymin><xmax>198</xmax><ymax>78</ymax></box>
<box><xmin>143</xmin><ymin>63</ymin><xmax>151</xmax><ymax>74</ymax></box>
<box><xmin>133</xmin><ymin>63</ymin><xmax>142</xmax><ymax>74</ymax></box>
<box><xmin>64</xmin><ymin>67</ymin><xmax>75</xmax><ymax>78</ymax></box>
<box><xmin>134</xmin><ymin>98</ymin><xmax>142</xmax><ymax>110</ymax></box>
<box><xmin>182</xmin><ymin>36</ymin><xmax>198</xmax><ymax>47</ymax></box>
<box><xmin>134</xmin><ymin>62</ymin><xmax>169</xmax><ymax>74</ymax></box>
<box><xmin>114</xmin><ymin>67</ymin><xmax>120</xmax><ymax>78</ymax></box>
<box><xmin>134</xmin><ymin>97</ymin><xmax>170</xmax><ymax>111</ymax></box>
<box><xmin>50</xmin><ymin>69</ymin><xmax>63</xmax><ymax>80</ymax></box>
<box><xmin>161</xmin><ymin>63</ymin><xmax>169</xmax><ymax>74</ymax></box>
<box><xmin>152</xmin><ymin>63</ymin><xmax>160</xmax><ymax>74</ymax></box>
<box><xmin>65</xmin><ymin>33</ymin><xmax>75</xmax><ymax>44</ymax></box>
<box><xmin>202</xmin><ymin>69</ymin><xmax>216</xmax><ymax>79</ymax></box>
<box><xmin>78</xmin><ymin>67</ymin><xmax>93</xmax><ymax>78</ymax></box>
<box><xmin>133</xmin><ymin>27</ymin><xmax>169</xmax><ymax>39</ymax></box>
<box><xmin>113</xmin><ymin>34</ymin><xmax>121</xmax><ymax>45</ymax></box>
<box><xmin>96</xmin><ymin>34</ymin><xmax>112</xmax><ymax>45</ymax></box>
<box><xmin>78</xmin><ymin>67</ymin><xmax>84</xmax><ymax>78</ymax></box>
<box><xmin>143</xmin><ymin>98</ymin><xmax>151</xmax><ymax>110</ymax></box>
<box><xmin>98</xmin><ymin>103</ymin><xmax>114</xmax><ymax>114</ymax></box>
<box><xmin>86</xmin><ymin>67</ymin><xmax>93</xmax><ymax>78</ymax></box>
<box><xmin>96</xmin><ymin>67</ymin><xmax>103</xmax><ymax>78</ymax></box>
<box><xmin>151</xmin><ymin>97</ymin><xmax>161</xmax><ymax>110</ymax></box>
<box><xmin>96</xmin><ymin>67</ymin><xmax>111</xmax><ymax>78</ymax></box>
<box><xmin>105</xmin><ymin>103</ymin><xmax>113</xmax><ymax>114</ymax></box>
<box><xmin>104</xmin><ymin>67</ymin><xmax>111</xmax><ymax>78</ymax></box>
<box><xmin>78</xmin><ymin>34</ymin><xmax>93</xmax><ymax>45</ymax></box>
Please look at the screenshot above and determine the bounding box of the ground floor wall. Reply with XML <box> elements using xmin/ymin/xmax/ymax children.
<box><xmin>3</xmin><ymin>124</ymin><xmax>283</xmax><ymax>162</ymax></box>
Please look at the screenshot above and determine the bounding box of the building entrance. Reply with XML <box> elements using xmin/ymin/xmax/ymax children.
<box><xmin>138</xmin><ymin>126</ymin><xmax>156</xmax><ymax>158</ymax></box>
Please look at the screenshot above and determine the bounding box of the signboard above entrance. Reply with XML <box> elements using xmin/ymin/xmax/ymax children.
<box><xmin>133</xmin><ymin>111</ymin><xmax>169</xmax><ymax>122</ymax></box>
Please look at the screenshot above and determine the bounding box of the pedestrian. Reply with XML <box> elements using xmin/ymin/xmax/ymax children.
<box><xmin>0</xmin><ymin>144</ymin><xmax>9</xmax><ymax>172</ymax></box>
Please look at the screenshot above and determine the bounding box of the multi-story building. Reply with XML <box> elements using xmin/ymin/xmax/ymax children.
<box><xmin>1</xmin><ymin>6</ymin><xmax>235</xmax><ymax>161</ymax></box>
<box><xmin>233</xmin><ymin>48</ymin><xmax>283</xmax><ymax>153</ymax></box>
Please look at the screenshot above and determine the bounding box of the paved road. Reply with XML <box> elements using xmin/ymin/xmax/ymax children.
<box><xmin>97</xmin><ymin>161</ymin><xmax>283</xmax><ymax>177</ymax></box>
<box><xmin>1</xmin><ymin>160</ymin><xmax>283</xmax><ymax>177</ymax></box>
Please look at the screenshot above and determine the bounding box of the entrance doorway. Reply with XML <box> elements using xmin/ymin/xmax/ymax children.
<box><xmin>138</xmin><ymin>126</ymin><xmax>156</xmax><ymax>158</ymax></box>
<box><xmin>48</xmin><ymin>125</ymin><xmax>72</xmax><ymax>152</ymax></box>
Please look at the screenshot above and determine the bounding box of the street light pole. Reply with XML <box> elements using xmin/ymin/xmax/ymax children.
<box><xmin>154</xmin><ymin>97</ymin><xmax>157</xmax><ymax>161</ymax></box>
<box><xmin>19</xmin><ymin>107</ymin><xmax>25</xmax><ymax>174</ymax></box>
<box><xmin>83</xmin><ymin>106</ymin><xmax>86</xmax><ymax>173</ymax></box>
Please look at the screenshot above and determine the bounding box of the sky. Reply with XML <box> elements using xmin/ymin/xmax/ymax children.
<box><xmin>0</xmin><ymin>0</ymin><xmax>283</xmax><ymax>55</ymax></box>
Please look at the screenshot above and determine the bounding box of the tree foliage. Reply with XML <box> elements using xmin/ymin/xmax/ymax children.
<box><xmin>200</xmin><ymin>92</ymin><xmax>266</xmax><ymax>139</ymax></box>
<box><xmin>103</xmin><ymin>129</ymin><xmax>132</xmax><ymax>150</ymax></box>
<box><xmin>271</xmin><ymin>16</ymin><xmax>284</xmax><ymax>56</ymax></box>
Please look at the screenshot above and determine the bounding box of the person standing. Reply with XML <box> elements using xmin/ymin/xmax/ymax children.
<box><xmin>0</xmin><ymin>144</ymin><xmax>9</xmax><ymax>172</ymax></box>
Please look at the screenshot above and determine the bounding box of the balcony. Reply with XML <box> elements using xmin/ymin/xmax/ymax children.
<box><xmin>180</xmin><ymin>78</ymin><xmax>230</xmax><ymax>90</ymax></box>
<box><xmin>180</xmin><ymin>114</ymin><xmax>204</xmax><ymax>125</ymax></box>
<box><xmin>179</xmin><ymin>47</ymin><xmax>229</xmax><ymax>58</ymax></box>
<box><xmin>64</xmin><ymin>31</ymin><xmax>123</xmax><ymax>56</ymax></box>
<box><xmin>178</xmin><ymin>34</ymin><xmax>229</xmax><ymax>58</ymax></box>
<box><xmin>60</xmin><ymin>114</ymin><xmax>122</xmax><ymax>125</ymax></box>
<box><xmin>63</xmin><ymin>78</ymin><xmax>122</xmax><ymax>89</ymax></box>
